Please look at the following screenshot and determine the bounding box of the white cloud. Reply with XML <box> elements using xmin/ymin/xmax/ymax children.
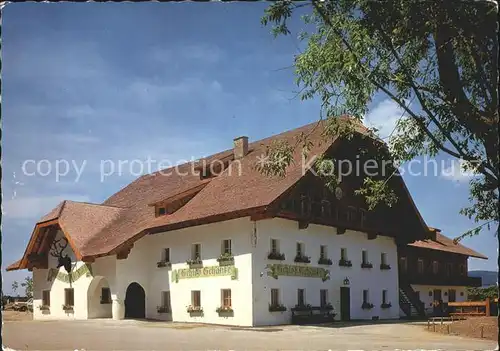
<box><xmin>440</xmin><ymin>159</ymin><xmax>476</xmax><ymax>183</ymax></box>
<box><xmin>364</xmin><ymin>99</ymin><xmax>407</xmax><ymax>139</ymax></box>
<box><xmin>2</xmin><ymin>194</ymin><xmax>90</xmax><ymax>220</ymax></box>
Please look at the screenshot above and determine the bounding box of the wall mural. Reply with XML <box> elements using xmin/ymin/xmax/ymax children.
<box><xmin>47</xmin><ymin>264</ymin><xmax>93</xmax><ymax>283</ymax></box>
<box><xmin>171</xmin><ymin>265</ymin><xmax>238</xmax><ymax>283</ymax></box>
<box><xmin>266</xmin><ymin>264</ymin><xmax>330</xmax><ymax>282</ymax></box>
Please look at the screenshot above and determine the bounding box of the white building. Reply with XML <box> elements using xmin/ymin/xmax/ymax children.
<box><xmin>7</xmin><ymin>120</ymin><xmax>485</xmax><ymax>325</ymax></box>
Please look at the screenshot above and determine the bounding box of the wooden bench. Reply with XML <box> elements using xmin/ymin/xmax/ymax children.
<box><xmin>291</xmin><ymin>306</ymin><xmax>336</xmax><ymax>325</ymax></box>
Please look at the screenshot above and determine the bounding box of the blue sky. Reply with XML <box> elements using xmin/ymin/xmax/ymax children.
<box><xmin>1</xmin><ymin>3</ymin><xmax>497</xmax><ymax>294</ymax></box>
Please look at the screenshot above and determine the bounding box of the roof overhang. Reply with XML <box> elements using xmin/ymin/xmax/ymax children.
<box><xmin>6</xmin><ymin>218</ymin><xmax>83</xmax><ymax>271</ymax></box>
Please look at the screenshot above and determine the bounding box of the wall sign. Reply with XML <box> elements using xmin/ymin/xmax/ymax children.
<box><xmin>171</xmin><ymin>265</ymin><xmax>238</xmax><ymax>283</ymax></box>
<box><xmin>266</xmin><ymin>264</ymin><xmax>330</xmax><ymax>282</ymax></box>
<box><xmin>47</xmin><ymin>264</ymin><xmax>93</xmax><ymax>283</ymax></box>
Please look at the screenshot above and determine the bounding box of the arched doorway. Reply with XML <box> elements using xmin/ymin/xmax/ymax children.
<box><xmin>87</xmin><ymin>276</ymin><xmax>112</xmax><ymax>319</ymax></box>
<box><xmin>125</xmin><ymin>282</ymin><xmax>145</xmax><ymax>319</ymax></box>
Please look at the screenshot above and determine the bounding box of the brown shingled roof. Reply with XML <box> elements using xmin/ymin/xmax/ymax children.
<box><xmin>408</xmin><ymin>231</ymin><xmax>487</xmax><ymax>259</ymax></box>
<box><xmin>8</xmin><ymin>118</ymin><xmax>434</xmax><ymax>269</ymax></box>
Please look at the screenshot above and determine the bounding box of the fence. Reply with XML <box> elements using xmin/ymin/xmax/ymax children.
<box><xmin>447</xmin><ymin>298</ymin><xmax>490</xmax><ymax>317</ymax></box>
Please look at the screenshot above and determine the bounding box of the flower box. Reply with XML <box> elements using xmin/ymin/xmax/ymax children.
<box><xmin>216</xmin><ymin>306</ymin><xmax>234</xmax><ymax>313</ymax></box>
<box><xmin>38</xmin><ymin>305</ymin><xmax>50</xmax><ymax>311</ymax></box>
<box><xmin>157</xmin><ymin>261</ymin><xmax>172</xmax><ymax>268</ymax></box>
<box><xmin>361</xmin><ymin>262</ymin><xmax>373</xmax><ymax>269</ymax></box>
<box><xmin>294</xmin><ymin>255</ymin><xmax>311</xmax><ymax>264</ymax></box>
<box><xmin>381</xmin><ymin>303</ymin><xmax>392</xmax><ymax>309</ymax></box>
<box><xmin>361</xmin><ymin>302</ymin><xmax>374</xmax><ymax>310</ymax></box>
<box><xmin>338</xmin><ymin>259</ymin><xmax>352</xmax><ymax>267</ymax></box>
<box><xmin>187</xmin><ymin>305</ymin><xmax>203</xmax><ymax>313</ymax></box>
<box><xmin>380</xmin><ymin>263</ymin><xmax>391</xmax><ymax>270</ymax></box>
<box><xmin>62</xmin><ymin>304</ymin><xmax>74</xmax><ymax>312</ymax></box>
<box><xmin>293</xmin><ymin>304</ymin><xmax>312</xmax><ymax>311</ymax></box>
<box><xmin>217</xmin><ymin>253</ymin><xmax>234</xmax><ymax>265</ymax></box>
<box><xmin>318</xmin><ymin>257</ymin><xmax>333</xmax><ymax>265</ymax></box>
<box><xmin>157</xmin><ymin>306</ymin><xmax>171</xmax><ymax>313</ymax></box>
<box><xmin>267</xmin><ymin>252</ymin><xmax>286</xmax><ymax>261</ymax></box>
<box><xmin>269</xmin><ymin>304</ymin><xmax>287</xmax><ymax>312</ymax></box>
<box><xmin>186</xmin><ymin>258</ymin><xmax>203</xmax><ymax>267</ymax></box>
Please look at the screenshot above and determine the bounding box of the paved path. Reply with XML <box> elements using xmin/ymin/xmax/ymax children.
<box><xmin>3</xmin><ymin>319</ymin><xmax>496</xmax><ymax>350</ymax></box>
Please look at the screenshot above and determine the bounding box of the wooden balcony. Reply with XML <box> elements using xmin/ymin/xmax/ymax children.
<box><xmin>399</xmin><ymin>272</ymin><xmax>482</xmax><ymax>287</ymax></box>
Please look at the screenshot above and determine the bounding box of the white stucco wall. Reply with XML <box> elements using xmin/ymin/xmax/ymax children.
<box><xmin>252</xmin><ymin>218</ymin><xmax>400</xmax><ymax>325</ymax></box>
<box><xmin>146</xmin><ymin>218</ymin><xmax>254</xmax><ymax>326</ymax></box>
<box><xmin>32</xmin><ymin>217</ymin><xmax>401</xmax><ymax>325</ymax></box>
<box><xmin>32</xmin><ymin>230</ymin><xmax>93</xmax><ymax>320</ymax></box>
<box><xmin>411</xmin><ymin>284</ymin><xmax>468</xmax><ymax>315</ymax></box>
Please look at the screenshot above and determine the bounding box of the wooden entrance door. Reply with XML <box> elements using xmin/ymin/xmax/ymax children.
<box><xmin>433</xmin><ymin>289</ymin><xmax>442</xmax><ymax>316</ymax></box>
<box><xmin>448</xmin><ymin>289</ymin><xmax>456</xmax><ymax>302</ymax></box>
<box><xmin>125</xmin><ymin>282</ymin><xmax>146</xmax><ymax>319</ymax></box>
<box><xmin>340</xmin><ymin>287</ymin><xmax>351</xmax><ymax>321</ymax></box>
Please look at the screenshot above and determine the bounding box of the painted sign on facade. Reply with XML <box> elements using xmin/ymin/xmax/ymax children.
<box><xmin>47</xmin><ymin>263</ymin><xmax>93</xmax><ymax>283</ymax></box>
<box><xmin>266</xmin><ymin>264</ymin><xmax>330</xmax><ymax>282</ymax></box>
<box><xmin>171</xmin><ymin>265</ymin><xmax>238</xmax><ymax>283</ymax></box>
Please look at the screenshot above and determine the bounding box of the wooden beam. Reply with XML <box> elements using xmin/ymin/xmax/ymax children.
<box><xmin>116</xmin><ymin>244</ymin><xmax>134</xmax><ymax>260</ymax></box>
<box><xmin>368</xmin><ymin>232</ymin><xmax>378</xmax><ymax>240</ymax></box>
<box><xmin>250</xmin><ymin>212</ymin><xmax>275</xmax><ymax>221</ymax></box>
<box><xmin>298</xmin><ymin>220</ymin><xmax>309</xmax><ymax>230</ymax></box>
<box><xmin>337</xmin><ymin>227</ymin><xmax>346</xmax><ymax>235</ymax></box>
<box><xmin>82</xmin><ymin>256</ymin><xmax>95</xmax><ymax>263</ymax></box>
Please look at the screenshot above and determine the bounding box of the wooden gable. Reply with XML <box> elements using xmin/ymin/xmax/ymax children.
<box><xmin>273</xmin><ymin>135</ymin><xmax>428</xmax><ymax>244</ymax></box>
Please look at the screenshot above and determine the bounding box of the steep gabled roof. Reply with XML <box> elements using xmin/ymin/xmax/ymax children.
<box><xmin>8</xmin><ymin>118</ymin><xmax>435</xmax><ymax>269</ymax></box>
<box><xmin>408</xmin><ymin>229</ymin><xmax>488</xmax><ymax>259</ymax></box>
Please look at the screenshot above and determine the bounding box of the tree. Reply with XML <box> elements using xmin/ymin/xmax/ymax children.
<box><xmin>21</xmin><ymin>276</ymin><xmax>33</xmax><ymax>299</ymax></box>
<box><xmin>11</xmin><ymin>281</ymin><xmax>19</xmax><ymax>296</ymax></box>
<box><xmin>261</xmin><ymin>0</ymin><xmax>498</xmax><ymax>240</ymax></box>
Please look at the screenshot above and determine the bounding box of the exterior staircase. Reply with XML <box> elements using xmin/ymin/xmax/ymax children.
<box><xmin>399</xmin><ymin>284</ymin><xmax>426</xmax><ymax>319</ymax></box>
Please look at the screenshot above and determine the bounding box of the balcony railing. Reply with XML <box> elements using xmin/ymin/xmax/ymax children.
<box><xmin>399</xmin><ymin>273</ymin><xmax>481</xmax><ymax>287</ymax></box>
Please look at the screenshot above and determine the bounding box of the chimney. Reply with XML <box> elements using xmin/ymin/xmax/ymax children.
<box><xmin>233</xmin><ymin>136</ymin><xmax>249</xmax><ymax>159</ymax></box>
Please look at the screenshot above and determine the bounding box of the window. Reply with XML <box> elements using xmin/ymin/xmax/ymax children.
<box><xmin>42</xmin><ymin>290</ymin><xmax>50</xmax><ymax>306</ymax></box>
<box><xmin>161</xmin><ymin>291</ymin><xmax>171</xmax><ymax>310</ymax></box>
<box><xmin>162</xmin><ymin>248</ymin><xmax>170</xmax><ymax>262</ymax></box>
<box><xmin>222</xmin><ymin>239</ymin><xmax>232</xmax><ymax>255</ymax></box>
<box><xmin>192</xmin><ymin>244</ymin><xmax>201</xmax><ymax>260</ymax></box>
<box><xmin>446</xmin><ymin>263</ymin><xmax>453</xmax><ymax>277</ymax></box>
<box><xmin>221</xmin><ymin>289</ymin><xmax>232</xmax><ymax>308</ymax></box>
<box><xmin>320</xmin><ymin>289</ymin><xmax>328</xmax><ymax>307</ymax></box>
<box><xmin>432</xmin><ymin>261</ymin><xmax>439</xmax><ymax>274</ymax></box>
<box><xmin>417</xmin><ymin>258</ymin><xmax>424</xmax><ymax>274</ymax></box>
<box><xmin>381</xmin><ymin>253</ymin><xmax>387</xmax><ymax>265</ymax></box>
<box><xmin>191</xmin><ymin>291</ymin><xmax>201</xmax><ymax>307</ymax></box>
<box><xmin>399</xmin><ymin>257</ymin><xmax>407</xmax><ymax>272</ymax></box>
<box><xmin>296</xmin><ymin>242</ymin><xmax>304</xmax><ymax>257</ymax></box>
<box><xmin>362</xmin><ymin>250</ymin><xmax>368</xmax><ymax>264</ymax></box>
<box><xmin>320</xmin><ymin>245</ymin><xmax>327</xmax><ymax>260</ymax></box>
<box><xmin>270</xmin><ymin>289</ymin><xmax>280</xmax><ymax>306</ymax></box>
<box><xmin>341</xmin><ymin>248</ymin><xmax>347</xmax><ymax>260</ymax></box>
<box><xmin>362</xmin><ymin>290</ymin><xmax>369</xmax><ymax>304</ymax></box>
<box><xmin>459</xmin><ymin>264</ymin><xmax>466</xmax><ymax>276</ymax></box>
<box><xmin>382</xmin><ymin>290</ymin><xmax>388</xmax><ymax>304</ymax></box>
<box><xmin>270</xmin><ymin>239</ymin><xmax>279</xmax><ymax>254</ymax></box>
<box><xmin>297</xmin><ymin>289</ymin><xmax>305</xmax><ymax>306</ymax></box>
<box><xmin>64</xmin><ymin>288</ymin><xmax>74</xmax><ymax>306</ymax></box>
<box><xmin>101</xmin><ymin>287</ymin><xmax>111</xmax><ymax>304</ymax></box>
<box><xmin>158</xmin><ymin>207</ymin><xmax>166</xmax><ymax>216</ymax></box>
